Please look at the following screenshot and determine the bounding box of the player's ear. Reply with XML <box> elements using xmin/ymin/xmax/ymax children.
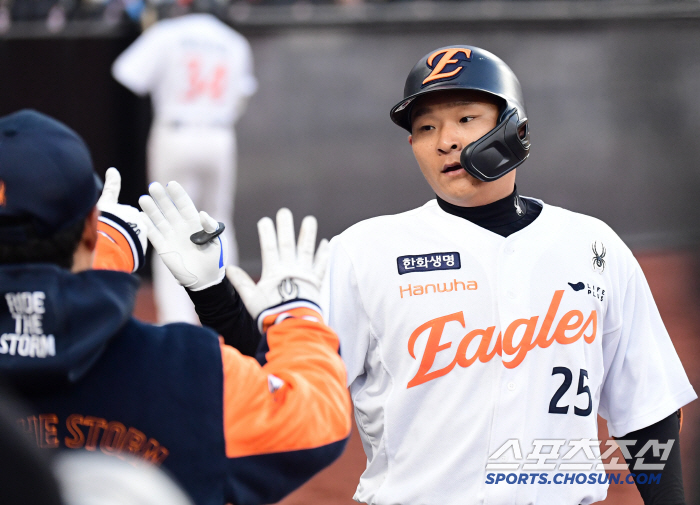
<box><xmin>408</xmin><ymin>134</ymin><xmax>413</xmax><ymax>146</ymax></box>
<box><xmin>82</xmin><ymin>207</ymin><xmax>99</xmax><ymax>252</ymax></box>
<box><xmin>71</xmin><ymin>207</ymin><xmax>99</xmax><ymax>273</ymax></box>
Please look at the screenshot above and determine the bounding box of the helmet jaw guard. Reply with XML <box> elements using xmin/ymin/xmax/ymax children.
<box><xmin>391</xmin><ymin>45</ymin><xmax>531</xmax><ymax>182</ymax></box>
<box><xmin>460</xmin><ymin>109</ymin><xmax>530</xmax><ymax>182</ymax></box>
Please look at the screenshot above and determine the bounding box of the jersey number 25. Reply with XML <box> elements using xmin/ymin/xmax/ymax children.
<box><xmin>549</xmin><ymin>367</ymin><xmax>592</xmax><ymax>417</ymax></box>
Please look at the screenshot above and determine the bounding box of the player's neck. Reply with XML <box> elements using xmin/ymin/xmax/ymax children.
<box><xmin>436</xmin><ymin>185</ymin><xmax>542</xmax><ymax>238</ymax></box>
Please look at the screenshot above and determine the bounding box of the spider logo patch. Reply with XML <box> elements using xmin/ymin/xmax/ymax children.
<box><xmin>591</xmin><ymin>241</ymin><xmax>606</xmax><ymax>273</ymax></box>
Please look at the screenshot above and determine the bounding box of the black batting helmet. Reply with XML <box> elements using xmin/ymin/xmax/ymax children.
<box><xmin>390</xmin><ymin>45</ymin><xmax>530</xmax><ymax>182</ymax></box>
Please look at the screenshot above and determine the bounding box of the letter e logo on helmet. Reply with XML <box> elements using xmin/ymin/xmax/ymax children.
<box><xmin>422</xmin><ymin>48</ymin><xmax>473</xmax><ymax>86</ymax></box>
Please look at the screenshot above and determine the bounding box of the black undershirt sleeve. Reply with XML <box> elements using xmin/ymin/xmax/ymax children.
<box><xmin>186</xmin><ymin>277</ymin><xmax>261</xmax><ymax>357</ymax></box>
<box><xmin>615</xmin><ymin>411</ymin><xmax>685</xmax><ymax>505</ymax></box>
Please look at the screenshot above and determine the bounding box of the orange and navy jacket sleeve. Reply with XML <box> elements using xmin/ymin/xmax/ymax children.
<box><xmin>219</xmin><ymin>300</ymin><xmax>352</xmax><ymax>504</ymax></box>
<box><xmin>93</xmin><ymin>211</ymin><xmax>145</xmax><ymax>273</ymax></box>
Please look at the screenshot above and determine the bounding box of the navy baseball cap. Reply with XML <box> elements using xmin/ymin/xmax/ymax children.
<box><xmin>0</xmin><ymin>110</ymin><xmax>102</xmax><ymax>243</ymax></box>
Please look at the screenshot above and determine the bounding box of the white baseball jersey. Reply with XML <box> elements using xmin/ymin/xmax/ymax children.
<box><xmin>112</xmin><ymin>13</ymin><xmax>257</xmax><ymax>126</ymax></box>
<box><xmin>324</xmin><ymin>199</ymin><xmax>696</xmax><ymax>505</ymax></box>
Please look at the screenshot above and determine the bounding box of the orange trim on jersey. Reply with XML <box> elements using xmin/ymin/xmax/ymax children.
<box><xmin>93</xmin><ymin>221</ymin><xmax>135</xmax><ymax>273</ymax></box>
<box><xmin>260</xmin><ymin>306</ymin><xmax>321</xmax><ymax>334</ymax></box>
<box><xmin>220</xmin><ymin>307</ymin><xmax>351</xmax><ymax>458</ymax></box>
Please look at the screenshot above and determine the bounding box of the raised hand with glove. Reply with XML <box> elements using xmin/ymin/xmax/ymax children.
<box><xmin>138</xmin><ymin>181</ymin><xmax>260</xmax><ymax>353</ymax></box>
<box><xmin>139</xmin><ymin>181</ymin><xmax>226</xmax><ymax>292</ymax></box>
<box><xmin>226</xmin><ymin>208</ymin><xmax>328</xmax><ymax>334</ymax></box>
<box><xmin>93</xmin><ymin>167</ymin><xmax>149</xmax><ymax>273</ymax></box>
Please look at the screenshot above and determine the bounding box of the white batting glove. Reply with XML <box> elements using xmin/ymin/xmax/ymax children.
<box><xmin>97</xmin><ymin>167</ymin><xmax>149</xmax><ymax>264</ymax></box>
<box><xmin>226</xmin><ymin>208</ymin><xmax>328</xmax><ymax>324</ymax></box>
<box><xmin>138</xmin><ymin>181</ymin><xmax>227</xmax><ymax>291</ymax></box>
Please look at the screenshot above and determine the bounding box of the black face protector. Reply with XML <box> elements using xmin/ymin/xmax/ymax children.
<box><xmin>460</xmin><ymin>109</ymin><xmax>530</xmax><ymax>182</ymax></box>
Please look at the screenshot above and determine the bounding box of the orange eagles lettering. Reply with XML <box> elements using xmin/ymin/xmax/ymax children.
<box><xmin>423</xmin><ymin>48</ymin><xmax>473</xmax><ymax>85</ymax></box>
<box><xmin>407</xmin><ymin>290</ymin><xmax>598</xmax><ymax>388</ymax></box>
<box><xmin>407</xmin><ymin>312</ymin><xmax>464</xmax><ymax>387</ymax></box>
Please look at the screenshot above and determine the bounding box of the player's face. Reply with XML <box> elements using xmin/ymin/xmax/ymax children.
<box><xmin>408</xmin><ymin>90</ymin><xmax>516</xmax><ymax>207</ymax></box>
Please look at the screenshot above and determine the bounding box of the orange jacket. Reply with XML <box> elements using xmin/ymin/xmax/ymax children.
<box><xmin>92</xmin><ymin>214</ymin><xmax>352</xmax><ymax>498</ymax></box>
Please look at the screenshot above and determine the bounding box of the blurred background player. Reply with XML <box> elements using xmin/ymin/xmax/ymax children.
<box><xmin>111</xmin><ymin>3</ymin><xmax>257</xmax><ymax>324</ymax></box>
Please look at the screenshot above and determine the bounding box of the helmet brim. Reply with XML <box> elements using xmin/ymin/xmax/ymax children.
<box><xmin>390</xmin><ymin>85</ymin><xmax>509</xmax><ymax>133</ymax></box>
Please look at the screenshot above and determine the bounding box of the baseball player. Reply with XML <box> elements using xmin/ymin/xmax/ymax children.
<box><xmin>156</xmin><ymin>46</ymin><xmax>696</xmax><ymax>504</ymax></box>
<box><xmin>0</xmin><ymin>110</ymin><xmax>350</xmax><ymax>505</ymax></box>
<box><xmin>112</xmin><ymin>10</ymin><xmax>257</xmax><ymax>324</ymax></box>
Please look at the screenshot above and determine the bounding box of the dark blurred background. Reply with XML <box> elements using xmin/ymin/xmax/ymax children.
<box><xmin>1</xmin><ymin>1</ymin><xmax>699</xmax><ymax>503</ymax></box>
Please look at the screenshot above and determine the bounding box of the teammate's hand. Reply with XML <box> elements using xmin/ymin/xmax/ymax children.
<box><xmin>139</xmin><ymin>181</ymin><xmax>227</xmax><ymax>291</ymax></box>
<box><xmin>226</xmin><ymin>208</ymin><xmax>328</xmax><ymax>321</ymax></box>
<box><xmin>97</xmin><ymin>167</ymin><xmax>149</xmax><ymax>255</ymax></box>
